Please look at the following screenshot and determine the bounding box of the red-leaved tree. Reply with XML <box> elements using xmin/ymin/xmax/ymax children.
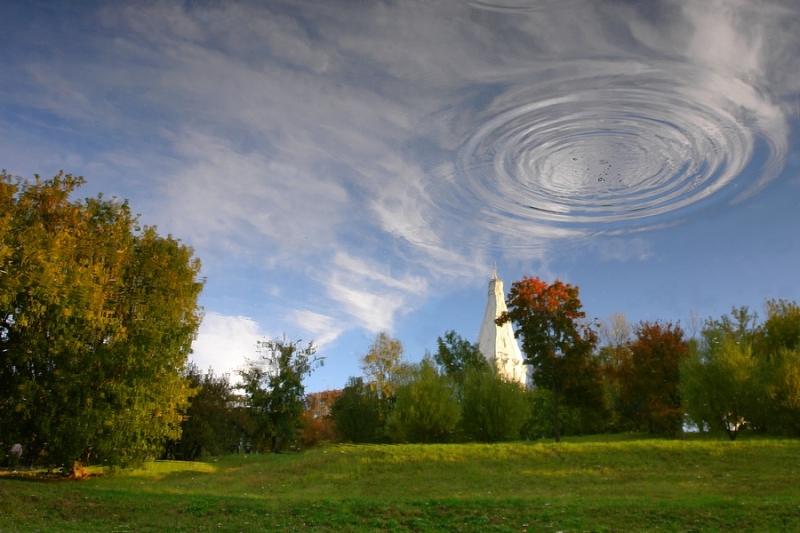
<box><xmin>616</xmin><ymin>321</ymin><xmax>687</xmax><ymax>435</ymax></box>
<box><xmin>497</xmin><ymin>276</ymin><xmax>602</xmax><ymax>442</ymax></box>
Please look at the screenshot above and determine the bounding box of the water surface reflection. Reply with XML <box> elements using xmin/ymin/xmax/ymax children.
<box><xmin>448</xmin><ymin>61</ymin><xmax>788</xmax><ymax>233</ymax></box>
<box><xmin>2</xmin><ymin>0</ymin><xmax>799</xmax><ymax>382</ymax></box>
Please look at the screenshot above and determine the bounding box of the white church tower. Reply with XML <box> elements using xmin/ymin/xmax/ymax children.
<box><xmin>477</xmin><ymin>268</ymin><xmax>528</xmax><ymax>387</ymax></box>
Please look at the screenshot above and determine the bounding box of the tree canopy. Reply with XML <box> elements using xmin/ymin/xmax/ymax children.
<box><xmin>617</xmin><ymin>321</ymin><xmax>687</xmax><ymax>435</ymax></box>
<box><xmin>432</xmin><ymin>330</ymin><xmax>488</xmax><ymax>386</ymax></box>
<box><xmin>360</xmin><ymin>332</ymin><xmax>408</xmax><ymax>400</ymax></box>
<box><xmin>0</xmin><ymin>172</ymin><xmax>204</xmax><ymax>470</ymax></box>
<box><xmin>496</xmin><ymin>276</ymin><xmax>600</xmax><ymax>442</ymax></box>
<box><xmin>239</xmin><ymin>336</ymin><xmax>321</xmax><ymax>452</ymax></box>
<box><xmin>386</xmin><ymin>359</ymin><xmax>460</xmax><ymax>443</ymax></box>
<box><xmin>679</xmin><ymin>303</ymin><xmax>800</xmax><ymax>438</ymax></box>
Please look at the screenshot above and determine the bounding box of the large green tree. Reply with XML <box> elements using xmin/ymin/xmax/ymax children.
<box><xmin>496</xmin><ymin>276</ymin><xmax>601</xmax><ymax>442</ymax></box>
<box><xmin>755</xmin><ymin>300</ymin><xmax>800</xmax><ymax>435</ymax></box>
<box><xmin>0</xmin><ymin>172</ymin><xmax>204</xmax><ymax>470</ymax></box>
<box><xmin>679</xmin><ymin>302</ymin><xmax>800</xmax><ymax>438</ymax></box>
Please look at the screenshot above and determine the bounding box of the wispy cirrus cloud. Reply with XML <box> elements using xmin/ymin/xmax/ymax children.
<box><xmin>160</xmin><ymin>130</ymin><xmax>349</xmax><ymax>260</ymax></box>
<box><xmin>289</xmin><ymin>310</ymin><xmax>344</xmax><ymax>348</ymax></box>
<box><xmin>322</xmin><ymin>252</ymin><xmax>428</xmax><ymax>333</ymax></box>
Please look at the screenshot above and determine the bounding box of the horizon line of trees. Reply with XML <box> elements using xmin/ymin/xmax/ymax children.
<box><xmin>174</xmin><ymin>290</ymin><xmax>800</xmax><ymax>457</ymax></box>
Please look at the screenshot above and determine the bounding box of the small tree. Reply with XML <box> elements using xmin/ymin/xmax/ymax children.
<box><xmin>432</xmin><ymin>330</ymin><xmax>488</xmax><ymax>387</ymax></box>
<box><xmin>460</xmin><ymin>368</ymin><xmax>527</xmax><ymax>443</ymax></box>
<box><xmin>360</xmin><ymin>332</ymin><xmax>407</xmax><ymax>401</ymax></box>
<box><xmin>598</xmin><ymin>313</ymin><xmax>632</xmax><ymax>348</ymax></box>
<box><xmin>331</xmin><ymin>377</ymin><xmax>383</xmax><ymax>443</ymax></box>
<box><xmin>617</xmin><ymin>321</ymin><xmax>687</xmax><ymax>435</ymax></box>
<box><xmin>386</xmin><ymin>360</ymin><xmax>460</xmax><ymax>443</ymax></box>
<box><xmin>680</xmin><ymin>308</ymin><xmax>760</xmax><ymax>440</ymax></box>
<box><xmin>299</xmin><ymin>390</ymin><xmax>341</xmax><ymax>447</ymax></box>
<box><xmin>168</xmin><ymin>365</ymin><xmax>243</xmax><ymax>459</ymax></box>
<box><xmin>239</xmin><ymin>337</ymin><xmax>321</xmax><ymax>452</ymax></box>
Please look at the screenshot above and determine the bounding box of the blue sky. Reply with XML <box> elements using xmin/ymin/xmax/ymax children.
<box><xmin>2</xmin><ymin>0</ymin><xmax>799</xmax><ymax>392</ymax></box>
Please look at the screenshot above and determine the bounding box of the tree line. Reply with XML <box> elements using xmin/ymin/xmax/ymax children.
<box><xmin>173</xmin><ymin>286</ymin><xmax>800</xmax><ymax>456</ymax></box>
<box><xmin>3</xmin><ymin>172</ymin><xmax>799</xmax><ymax>471</ymax></box>
<box><xmin>213</xmin><ymin>278</ymin><xmax>800</xmax><ymax>451</ymax></box>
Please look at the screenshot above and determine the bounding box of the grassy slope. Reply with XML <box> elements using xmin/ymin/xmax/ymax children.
<box><xmin>1</xmin><ymin>434</ymin><xmax>799</xmax><ymax>532</ymax></box>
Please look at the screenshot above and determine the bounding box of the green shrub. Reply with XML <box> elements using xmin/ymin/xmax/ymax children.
<box><xmin>386</xmin><ymin>360</ymin><xmax>460</xmax><ymax>443</ymax></box>
<box><xmin>459</xmin><ymin>368</ymin><xmax>527</xmax><ymax>443</ymax></box>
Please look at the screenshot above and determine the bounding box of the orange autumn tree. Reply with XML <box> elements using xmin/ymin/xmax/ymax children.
<box><xmin>299</xmin><ymin>389</ymin><xmax>342</xmax><ymax>447</ymax></box>
<box><xmin>615</xmin><ymin>321</ymin><xmax>687</xmax><ymax>435</ymax></box>
<box><xmin>497</xmin><ymin>276</ymin><xmax>603</xmax><ymax>442</ymax></box>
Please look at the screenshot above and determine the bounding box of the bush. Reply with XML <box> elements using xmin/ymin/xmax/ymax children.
<box><xmin>460</xmin><ymin>368</ymin><xmax>528</xmax><ymax>443</ymax></box>
<box><xmin>386</xmin><ymin>360</ymin><xmax>460</xmax><ymax>443</ymax></box>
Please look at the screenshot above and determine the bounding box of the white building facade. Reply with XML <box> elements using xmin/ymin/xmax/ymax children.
<box><xmin>476</xmin><ymin>270</ymin><xmax>528</xmax><ymax>387</ymax></box>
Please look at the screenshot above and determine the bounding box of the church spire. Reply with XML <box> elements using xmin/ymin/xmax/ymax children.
<box><xmin>476</xmin><ymin>269</ymin><xmax>527</xmax><ymax>387</ymax></box>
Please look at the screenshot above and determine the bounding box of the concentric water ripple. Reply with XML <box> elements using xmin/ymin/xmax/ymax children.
<box><xmin>454</xmin><ymin>62</ymin><xmax>789</xmax><ymax>232</ymax></box>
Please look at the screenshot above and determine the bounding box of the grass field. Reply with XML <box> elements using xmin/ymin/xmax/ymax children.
<box><xmin>1</xmin><ymin>434</ymin><xmax>799</xmax><ymax>532</ymax></box>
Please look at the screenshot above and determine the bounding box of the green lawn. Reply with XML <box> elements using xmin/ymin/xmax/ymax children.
<box><xmin>1</xmin><ymin>434</ymin><xmax>799</xmax><ymax>532</ymax></box>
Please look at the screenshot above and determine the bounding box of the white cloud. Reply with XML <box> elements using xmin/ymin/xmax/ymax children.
<box><xmin>326</xmin><ymin>281</ymin><xmax>405</xmax><ymax>334</ymax></box>
<box><xmin>370</xmin><ymin>157</ymin><xmax>440</xmax><ymax>250</ymax></box>
<box><xmin>332</xmin><ymin>252</ymin><xmax>427</xmax><ymax>293</ymax></box>
<box><xmin>289</xmin><ymin>310</ymin><xmax>344</xmax><ymax>348</ymax></box>
<box><xmin>190</xmin><ymin>312</ymin><xmax>265</xmax><ymax>379</ymax></box>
